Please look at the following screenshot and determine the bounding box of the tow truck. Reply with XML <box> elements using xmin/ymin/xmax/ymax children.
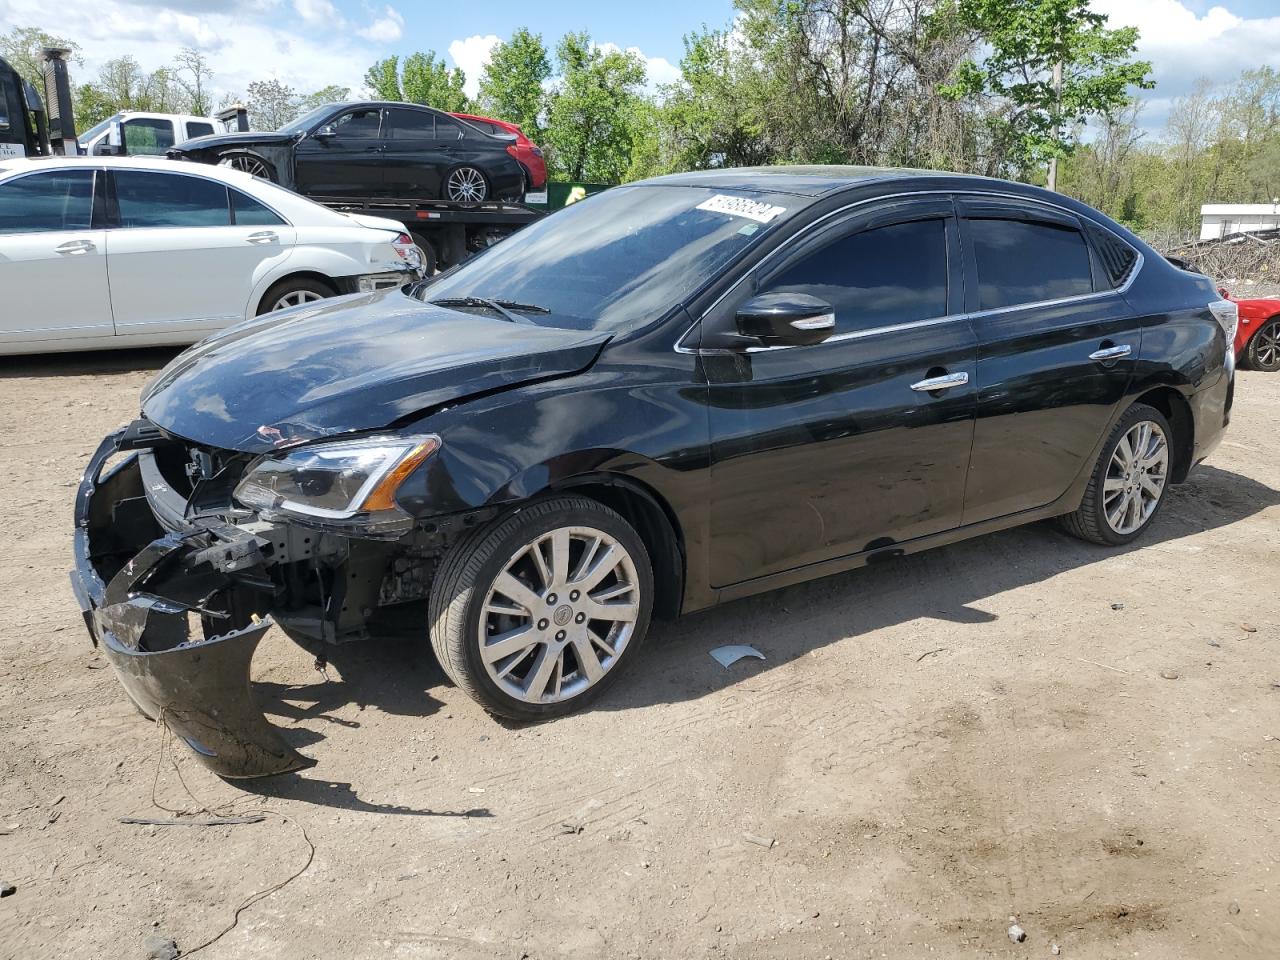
<box><xmin>0</xmin><ymin>48</ymin><xmax>75</xmax><ymax>159</ymax></box>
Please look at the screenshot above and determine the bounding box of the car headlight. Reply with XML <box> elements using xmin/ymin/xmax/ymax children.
<box><xmin>234</xmin><ymin>435</ymin><xmax>440</xmax><ymax>537</ymax></box>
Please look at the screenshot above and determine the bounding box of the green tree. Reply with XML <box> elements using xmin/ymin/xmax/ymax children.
<box><xmin>0</xmin><ymin>26</ymin><xmax>79</xmax><ymax>88</ymax></box>
<box><xmin>478</xmin><ymin>28</ymin><xmax>551</xmax><ymax>138</ymax></box>
<box><xmin>544</xmin><ymin>32</ymin><xmax>648</xmax><ymax>183</ymax></box>
<box><xmin>401</xmin><ymin>51</ymin><xmax>469</xmax><ymax>111</ymax></box>
<box><xmin>246</xmin><ymin>79</ymin><xmax>299</xmax><ymax>130</ymax></box>
<box><xmin>174</xmin><ymin>48</ymin><xmax>214</xmax><ymax>115</ymax></box>
<box><xmin>364</xmin><ymin>56</ymin><xmax>402</xmax><ymax>100</ymax></box>
<box><xmin>935</xmin><ymin>0</ymin><xmax>1153</xmax><ymax>178</ymax></box>
<box><xmin>297</xmin><ymin>84</ymin><xmax>352</xmax><ymax>116</ymax></box>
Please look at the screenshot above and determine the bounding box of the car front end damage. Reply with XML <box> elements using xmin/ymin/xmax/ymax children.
<box><xmin>70</xmin><ymin>419</ymin><xmax>485</xmax><ymax>778</ymax></box>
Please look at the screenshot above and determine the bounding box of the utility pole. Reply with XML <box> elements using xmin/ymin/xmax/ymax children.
<box><xmin>1047</xmin><ymin>59</ymin><xmax>1063</xmax><ymax>192</ymax></box>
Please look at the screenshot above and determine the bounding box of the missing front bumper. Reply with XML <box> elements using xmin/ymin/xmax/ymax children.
<box><xmin>70</xmin><ymin>427</ymin><xmax>310</xmax><ymax>779</ymax></box>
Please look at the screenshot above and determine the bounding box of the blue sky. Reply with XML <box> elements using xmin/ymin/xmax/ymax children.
<box><xmin>0</xmin><ymin>0</ymin><xmax>1278</xmax><ymax>137</ymax></box>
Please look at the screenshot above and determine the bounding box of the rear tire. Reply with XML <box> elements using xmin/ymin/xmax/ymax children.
<box><xmin>443</xmin><ymin>165</ymin><xmax>489</xmax><ymax>204</ymax></box>
<box><xmin>217</xmin><ymin>152</ymin><xmax>277</xmax><ymax>181</ymax></box>
<box><xmin>428</xmin><ymin>495</ymin><xmax>653</xmax><ymax>722</ymax></box>
<box><xmin>1060</xmin><ymin>402</ymin><xmax>1173</xmax><ymax>546</ymax></box>
<box><xmin>256</xmin><ymin>276</ymin><xmax>335</xmax><ymax>316</ymax></box>
<box><xmin>1245</xmin><ymin>317</ymin><xmax>1280</xmax><ymax>371</ymax></box>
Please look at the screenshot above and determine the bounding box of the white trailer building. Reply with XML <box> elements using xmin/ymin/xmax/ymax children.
<box><xmin>1199</xmin><ymin>202</ymin><xmax>1280</xmax><ymax>240</ymax></box>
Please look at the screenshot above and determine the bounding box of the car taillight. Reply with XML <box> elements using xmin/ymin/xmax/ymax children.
<box><xmin>1209</xmin><ymin>298</ymin><xmax>1239</xmax><ymax>343</ymax></box>
<box><xmin>530</xmin><ymin>147</ymin><xmax>543</xmax><ymax>157</ymax></box>
<box><xmin>392</xmin><ymin>232</ymin><xmax>423</xmax><ymax>271</ymax></box>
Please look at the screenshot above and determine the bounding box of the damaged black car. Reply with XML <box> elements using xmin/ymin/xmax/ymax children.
<box><xmin>72</xmin><ymin>167</ymin><xmax>1235</xmax><ymax>777</ymax></box>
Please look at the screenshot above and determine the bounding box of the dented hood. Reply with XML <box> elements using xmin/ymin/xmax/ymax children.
<box><xmin>141</xmin><ymin>289</ymin><xmax>610</xmax><ymax>454</ymax></box>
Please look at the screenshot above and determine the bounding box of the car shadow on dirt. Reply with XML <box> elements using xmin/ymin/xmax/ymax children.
<box><xmin>0</xmin><ymin>347</ymin><xmax>182</xmax><ymax>378</ymax></box>
<box><xmin>231</xmin><ymin>463</ymin><xmax>1277</xmax><ymax>805</ymax></box>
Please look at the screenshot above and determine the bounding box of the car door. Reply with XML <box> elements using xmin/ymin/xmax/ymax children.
<box><xmin>104</xmin><ymin>169</ymin><xmax>297</xmax><ymax>337</ymax></box>
<box><xmin>958</xmin><ymin>197</ymin><xmax>1143</xmax><ymax>525</ymax></box>
<box><xmin>381</xmin><ymin>107</ymin><xmax>446</xmax><ymax>197</ymax></box>
<box><xmin>293</xmin><ymin>106</ymin><xmax>384</xmax><ymax>197</ymax></box>
<box><xmin>703</xmin><ymin>198</ymin><xmax>978</xmax><ymax>587</ymax></box>
<box><xmin>0</xmin><ymin>168</ymin><xmax>114</xmax><ymax>347</ymax></box>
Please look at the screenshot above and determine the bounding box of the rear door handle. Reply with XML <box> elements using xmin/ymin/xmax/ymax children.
<box><xmin>1089</xmin><ymin>344</ymin><xmax>1132</xmax><ymax>361</ymax></box>
<box><xmin>246</xmin><ymin>231</ymin><xmax>278</xmax><ymax>244</ymax></box>
<box><xmin>55</xmin><ymin>239</ymin><xmax>95</xmax><ymax>255</ymax></box>
<box><xmin>910</xmin><ymin>372</ymin><xmax>969</xmax><ymax>392</ymax></box>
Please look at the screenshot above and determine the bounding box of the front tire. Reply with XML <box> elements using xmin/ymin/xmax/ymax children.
<box><xmin>1060</xmin><ymin>402</ymin><xmax>1173</xmax><ymax>546</ymax></box>
<box><xmin>217</xmin><ymin>152</ymin><xmax>277</xmax><ymax>181</ymax></box>
<box><xmin>428</xmin><ymin>495</ymin><xmax>654</xmax><ymax>721</ymax></box>
<box><xmin>1245</xmin><ymin>317</ymin><xmax>1280</xmax><ymax>371</ymax></box>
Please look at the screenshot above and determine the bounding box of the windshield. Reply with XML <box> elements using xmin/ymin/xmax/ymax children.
<box><xmin>418</xmin><ymin>184</ymin><xmax>797</xmax><ymax>330</ymax></box>
<box><xmin>277</xmin><ymin>104</ymin><xmax>341</xmax><ymax>135</ymax></box>
<box><xmin>78</xmin><ymin>114</ymin><xmax>120</xmax><ymax>142</ymax></box>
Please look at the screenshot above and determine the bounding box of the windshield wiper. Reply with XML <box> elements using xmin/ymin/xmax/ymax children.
<box><xmin>429</xmin><ymin>296</ymin><xmax>550</xmax><ymax>323</ymax></box>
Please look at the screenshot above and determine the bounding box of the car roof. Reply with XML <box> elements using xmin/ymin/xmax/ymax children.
<box><xmin>0</xmin><ymin>155</ymin><xmax>262</xmax><ymax>184</ymax></box>
<box><xmin>642</xmin><ymin>165</ymin><xmax>994</xmax><ymax>198</ymax></box>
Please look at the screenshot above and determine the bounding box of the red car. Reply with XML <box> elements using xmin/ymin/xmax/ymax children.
<box><xmin>1222</xmin><ymin>292</ymin><xmax>1280</xmax><ymax>371</ymax></box>
<box><xmin>451</xmin><ymin>113</ymin><xmax>547</xmax><ymax>192</ymax></box>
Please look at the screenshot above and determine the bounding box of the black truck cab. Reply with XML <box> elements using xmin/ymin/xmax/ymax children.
<box><xmin>0</xmin><ymin>55</ymin><xmax>49</xmax><ymax>160</ymax></box>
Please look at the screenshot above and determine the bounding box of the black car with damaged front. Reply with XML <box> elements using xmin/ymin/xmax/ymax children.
<box><xmin>167</xmin><ymin>100</ymin><xmax>526</xmax><ymax>203</ymax></box>
<box><xmin>72</xmin><ymin>167</ymin><xmax>1236</xmax><ymax>778</ymax></box>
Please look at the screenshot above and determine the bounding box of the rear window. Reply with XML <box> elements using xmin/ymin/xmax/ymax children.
<box><xmin>186</xmin><ymin>121</ymin><xmax>215</xmax><ymax>139</ymax></box>
<box><xmin>231</xmin><ymin>188</ymin><xmax>285</xmax><ymax>226</ymax></box>
<box><xmin>968</xmin><ymin>218</ymin><xmax>1093</xmax><ymax>310</ymax></box>
<box><xmin>1083</xmin><ymin>220</ymin><xmax>1139</xmax><ymax>289</ymax></box>
<box><xmin>115</xmin><ymin>170</ymin><xmax>230</xmax><ymax>228</ymax></box>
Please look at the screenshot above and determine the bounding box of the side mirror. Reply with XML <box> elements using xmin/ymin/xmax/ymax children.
<box><xmin>313</xmin><ymin>125</ymin><xmax>337</xmax><ymax>141</ymax></box>
<box><xmin>736</xmin><ymin>292</ymin><xmax>836</xmax><ymax>347</ymax></box>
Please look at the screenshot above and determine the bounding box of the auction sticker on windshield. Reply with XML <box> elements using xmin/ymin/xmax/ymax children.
<box><xmin>696</xmin><ymin>194</ymin><xmax>786</xmax><ymax>224</ymax></box>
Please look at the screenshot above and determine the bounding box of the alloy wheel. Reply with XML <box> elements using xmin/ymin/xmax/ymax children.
<box><xmin>1255</xmin><ymin>321</ymin><xmax>1280</xmax><ymax>369</ymax></box>
<box><xmin>478</xmin><ymin>525</ymin><xmax>640</xmax><ymax>704</ymax></box>
<box><xmin>218</xmin><ymin>154</ymin><xmax>271</xmax><ymax>179</ymax></box>
<box><xmin>1103</xmin><ymin>420</ymin><xmax>1169</xmax><ymax>535</ymax></box>
<box><xmin>446</xmin><ymin>167</ymin><xmax>488</xmax><ymax>203</ymax></box>
<box><xmin>271</xmin><ymin>289</ymin><xmax>325</xmax><ymax>311</ymax></box>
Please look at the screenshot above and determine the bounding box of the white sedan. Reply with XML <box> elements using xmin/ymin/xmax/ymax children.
<box><xmin>0</xmin><ymin>156</ymin><xmax>422</xmax><ymax>355</ymax></box>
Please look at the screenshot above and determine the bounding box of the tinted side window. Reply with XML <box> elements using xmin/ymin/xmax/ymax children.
<box><xmin>434</xmin><ymin>117</ymin><xmax>462</xmax><ymax>140</ymax></box>
<box><xmin>122</xmin><ymin>117</ymin><xmax>175</xmax><ymax>156</ymax></box>
<box><xmin>969</xmin><ymin>218</ymin><xmax>1093</xmax><ymax>310</ymax></box>
<box><xmin>1082</xmin><ymin>220</ymin><xmax>1138</xmax><ymax>289</ymax></box>
<box><xmin>231</xmin><ymin>188</ymin><xmax>285</xmax><ymax>226</ymax></box>
<box><xmin>331</xmin><ymin>108</ymin><xmax>381</xmax><ymax>138</ymax></box>
<box><xmin>186</xmin><ymin>121</ymin><xmax>214</xmax><ymax>139</ymax></box>
<box><xmin>762</xmin><ymin>218</ymin><xmax>949</xmax><ymax>334</ymax></box>
<box><xmin>384</xmin><ymin>108</ymin><xmax>433</xmax><ymax>139</ymax></box>
<box><xmin>114</xmin><ymin>171</ymin><xmax>230</xmax><ymax>228</ymax></box>
<box><xmin>0</xmin><ymin>170</ymin><xmax>95</xmax><ymax>234</ymax></box>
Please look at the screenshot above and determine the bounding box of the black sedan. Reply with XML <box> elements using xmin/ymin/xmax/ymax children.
<box><xmin>71</xmin><ymin>166</ymin><xmax>1236</xmax><ymax>777</ymax></box>
<box><xmin>167</xmin><ymin>100</ymin><xmax>526</xmax><ymax>203</ymax></box>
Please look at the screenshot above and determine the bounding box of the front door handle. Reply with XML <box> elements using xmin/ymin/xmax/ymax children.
<box><xmin>246</xmin><ymin>231</ymin><xmax>278</xmax><ymax>244</ymax></box>
<box><xmin>1089</xmin><ymin>344</ymin><xmax>1132</xmax><ymax>361</ymax></box>
<box><xmin>910</xmin><ymin>371</ymin><xmax>969</xmax><ymax>392</ymax></box>
<box><xmin>55</xmin><ymin>239</ymin><xmax>95</xmax><ymax>255</ymax></box>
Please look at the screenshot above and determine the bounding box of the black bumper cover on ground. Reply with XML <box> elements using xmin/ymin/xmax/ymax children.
<box><xmin>70</xmin><ymin>427</ymin><xmax>310</xmax><ymax>779</ymax></box>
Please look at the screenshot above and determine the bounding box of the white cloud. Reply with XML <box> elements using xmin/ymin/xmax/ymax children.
<box><xmin>357</xmin><ymin>6</ymin><xmax>404</xmax><ymax>43</ymax></box>
<box><xmin>596</xmin><ymin>42</ymin><xmax>682</xmax><ymax>92</ymax></box>
<box><xmin>292</xmin><ymin>0</ymin><xmax>338</xmax><ymax>26</ymax></box>
<box><xmin>448</xmin><ymin>34</ymin><xmax>501</xmax><ymax>99</ymax></box>
<box><xmin>0</xmin><ymin>0</ymin><xmax>385</xmax><ymax>104</ymax></box>
<box><xmin>1092</xmin><ymin>0</ymin><xmax>1280</xmax><ymax>132</ymax></box>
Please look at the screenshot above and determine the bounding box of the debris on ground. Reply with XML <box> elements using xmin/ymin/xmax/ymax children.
<box><xmin>1111</xmin><ymin>603</ymin><xmax>1125</xmax><ymax>611</ymax></box>
<box><xmin>1</xmin><ymin>881</ymin><xmax>16</xmax><ymax>897</ymax></box>
<box><xmin>1051</xmin><ymin>945</ymin><xmax>1061</xmax><ymax>956</ymax></box>
<box><xmin>742</xmin><ymin>832</ymin><xmax>775</xmax><ymax>849</ymax></box>
<box><xmin>1229</xmin><ymin>900</ymin><xmax>1241</xmax><ymax>915</ymax></box>
<box><xmin>1159</xmin><ymin>670</ymin><xmax>1180</xmax><ymax>680</ymax></box>
<box><xmin>142</xmin><ymin>932</ymin><xmax>179</xmax><ymax>960</ymax></box>
<box><xmin>119</xmin><ymin>815</ymin><xmax>266</xmax><ymax>827</ymax></box>
<box><xmin>711</xmin><ymin>645</ymin><xmax>766</xmax><ymax>668</ymax></box>
<box><xmin>1008</xmin><ymin>923</ymin><xmax>1027</xmax><ymax>943</ymax></box>
<box><xmin>915</xmin><ymin>647</ymin><xmax>947</xmax><ymax>662</ymax></box>
<box><xmin>1240</xmin><ymin>623</ymin><xmax>1257</xmax><ymax>633</ymax></box>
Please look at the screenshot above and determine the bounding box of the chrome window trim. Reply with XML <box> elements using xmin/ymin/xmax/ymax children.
<box><xmin>674</xmin><ymin>187</ymin><xmax>1144</xmax><ymax>355</ymax></box>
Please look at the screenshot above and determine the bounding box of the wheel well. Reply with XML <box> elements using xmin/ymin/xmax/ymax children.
<box><xmin>554</xmin><ymin>476</ymin><xmax>685</xmax><ymax>620</ymax></box>
<box><xmin>1133</xmin><ymin>387</ymin><xmax>1194</xmax><ymax>483</ymax></box>
<box><xmin>256</xmin><ymin>271</ymin><xmax>339</xmax><ymax>315</ymax></box>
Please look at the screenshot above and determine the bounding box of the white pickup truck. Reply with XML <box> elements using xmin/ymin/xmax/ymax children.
<box><xmin>78</xmin><ymin>111</ymin><xmax>221</xmax><ymax>157</ymax></box>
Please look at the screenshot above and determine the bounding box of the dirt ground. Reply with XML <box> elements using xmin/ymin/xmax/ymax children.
<box><xmin>1</xmin><ymin>349</ymin><xmax>1277</xmax><ymax>960</ymax></box>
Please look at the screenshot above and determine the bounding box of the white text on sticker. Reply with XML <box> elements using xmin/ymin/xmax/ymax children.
<box><xmin>696</xmin><ymin>194</ymin><xmax>786</xmax><ymax>224</ymax></box>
